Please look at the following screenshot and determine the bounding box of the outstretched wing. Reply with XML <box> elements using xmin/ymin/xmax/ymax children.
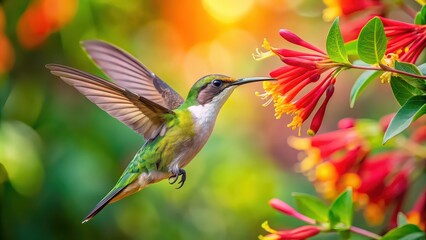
<box><xmin>82</xmin><ymin>40</ymin><xmax>184</xmax><ymax>110</ymax></box>
<box><xmin>46</xmin><ymin>64</ymin><xmax>172</xmax><ymax>140</ymax></box>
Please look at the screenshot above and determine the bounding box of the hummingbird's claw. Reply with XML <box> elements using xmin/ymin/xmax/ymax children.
<box><xmin>168</xmin><ymin>169</ymin><xmax>186</xmax><ymax>189</ymax></box>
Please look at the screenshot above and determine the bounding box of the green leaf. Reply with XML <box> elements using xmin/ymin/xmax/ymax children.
<box><xmin>357</xmin><ymin>17</ymin><xmax>388</xmax><ymax>64</ymax></box>
<box><xmin>394</xmin><ymin>61</ymin><xmax>426</xmax><ymax>91</ymax></box>
<box><xmin>338</xmin><ymin>230</ymin><xmax>351</xmax><ymax>240</ymax></box>
<box><xmin>329</xmin><ymin>188</ymin><xmax>353</xmax><ymax>230</ymax></box>
<box><xmin>397</xmin><ymin>212</ymin><xmax>408</xmax><ymax>227</ymax></box>
<box><xmin>415</xmin><ymin>5</ymin><xmax>426</xmax><ymax>25</ymax></box>
<box><xmin>326</xmin><ymin>18</ymin><xmax>349</xmax><ymax>64</ymax></box>
<box><xmin>292</xmin><ymin>193</ymin><xmax>329</xmax><ymax>223</ymax></box>
<box><xmin>383</xmin><ymin>95</ymin><xmax>426</xmax><ymax>143</ymax></box>
<box><xmin>417</xmin><ymin>62</ymin><xmax>426</xmax><ymax>75</ymax></box>
<box><xmin>382</xmin><ymin>224</ymin><xmax>425</xmax><ymax>240</ymax></box>
<box><xmin>350</xmin><ymin>70</ymin><xmax>381</xmax><ymax>108</ymax></box>
<box><xmin>344</xmin><ymin>40</ymin><xmax>358</xmax><ymax>56</ymax></box>
<box><xmin>390</xmin><ymin>76</ymin><xmax>423</xmax><ymax>106</ymax></box>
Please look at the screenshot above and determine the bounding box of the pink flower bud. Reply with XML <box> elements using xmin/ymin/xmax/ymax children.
<box><xmin>269</xmin><ymin>198</ymin><xmax>298</xmax><ymax>216</ymax></box>
<box><xmin>276</xmin><ymin>225</ymin><xmax>321</xmax><ymax>239</ymax></box>
<box><xmin>279</xmin><ymin>29</ymin><xmax>326</xmax><ymax>54</ymax></box>
<box><xmin>338</xmin><ymin>118</ymin><xmax>356</xmax><ymax>129</ymax></box>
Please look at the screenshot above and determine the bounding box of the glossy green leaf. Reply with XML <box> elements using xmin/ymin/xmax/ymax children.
<box><xmin>390</xmin><ymin>76</ymin><xmax>423</xmax><ymax>106</ymax></box>
<box><xmin>344</xmin><ymin>40</ymin><xmax>358</xmax><ymax>56</ymax></box>
<box><xmin>383</xmin><ymin>95</ymin><xmax>426</xmax><ymax>143</ymax></box>
<box><xmin>397</xmin><ymin>212</ymin><xmax>408</xmax><ymax>227</ymax></box>
<box><xmin>329</xmin><ymin>188</ymin><xmax>353</xmax><ymax>230</ymax></box>
<box><xmin>292</xmin><ymin>193</ymin><xmax>329</xmax><ymax>222</ymax></box>
<box><xmin>326</xmin><ymin>18</ymin><xmax>349</xmax><ymax>64</ymax></box>
<box><xmin>350</xmin><ymin>70</ymin><xmax>381</xmax><ymax>108</ymax></box>
<box><xmin>357</xmin><ymin>17</ymin><xmax>387</xmax><ymax>64</ymax></box>
<box><xmin>415</xmin><ymin>5</ymin><xmax>426</xmax><ymax>25</ymax></box>
<box><xmin>382</xmin><ymin>224</ymin><xmax>425</xmax><ymax>240</ymax></box>
<box><xmin>417</xmin><ymin>62</ymin><xmax>426</xmax><ymax>75</ymax></box>
<box><xmin>394</xmin><ymin>61</ymin><xmax>426</xmax><ymax>91</ymax></box>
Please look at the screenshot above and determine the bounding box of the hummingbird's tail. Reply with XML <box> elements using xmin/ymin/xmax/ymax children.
<box><xmin>82</xmin><ymin>187</ymin><xmax>124</xmax><ymax>223</ymax></box>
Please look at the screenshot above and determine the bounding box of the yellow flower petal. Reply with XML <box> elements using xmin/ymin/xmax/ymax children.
<box><xmin>316</xmin><ymin>162</ymin><xmax>338</xmax><ymax>181</ymax></box>
<box><xmin>261</xmin><ymin>221</ymin><xmax>277</xmax><ymax>234</ymax></box>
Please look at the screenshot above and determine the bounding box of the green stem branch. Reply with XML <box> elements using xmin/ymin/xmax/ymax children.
<box><xmin>349</xmin><ymin>64</ymin><xmax>426</xmax><ymax>80</ymax></box>
<box><xmin>350</xmin><ymin>226</ymin><xmax>382</xmax><ymax>239</ymax></box>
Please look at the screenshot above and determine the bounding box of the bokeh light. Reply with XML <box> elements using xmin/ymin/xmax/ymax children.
<box><xmin>202</xmin><ymin>0</ymin><xmax>255</xmax><ymax>24</ymax></box>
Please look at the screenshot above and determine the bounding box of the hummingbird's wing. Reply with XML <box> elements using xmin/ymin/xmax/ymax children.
<box><xmin>82</xmin><ymin>40</ymin><xmax>184</xmax><ymax>110</ymax></box>
<box><xmin>46</xmin><ymin>64</ymin><xmax>172</xmax><ymax>140</ymax></box>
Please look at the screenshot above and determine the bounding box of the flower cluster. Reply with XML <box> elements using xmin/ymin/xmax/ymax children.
<box><xmin>381</xmin><ymin>17</ymin><xmax>426</xmax><ymax>64</ymax></box>
<box><xmin>288</xmin><ymin>117</ymin><xmax>426</xmax><ymax>227</ymax></box>
<box><xmin>17</xmin><ymin>0</ymin><xmax>77</xmax><ymax>49</ymax></box>
<box><xmin>254</xmin><ymin>30</ymin><xmax>344</xmax><ymax>136</ymax></box>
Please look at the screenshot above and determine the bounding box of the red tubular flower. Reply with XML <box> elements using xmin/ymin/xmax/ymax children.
<box><xmin>323</xmin><ymin>0</ymin><xmax>385</xmax><ymax>41</ymax></box>
<box><xmin>289</xmin><ymin>117</ymin><xmax>421</xmax><ymax>226</ymax></box>
<box><xmin>255</xmin><ymin>30</ymin><xmax>344</xmax><ymax>135</ymax></box>
<box><xmin>261</xmin><ymin>224</ymin><xmax>321</xmax><ymax>240</ymax></box>
<box><xmin>381</xmin><ymin>17</ymin><xmax>426</xmax><ymax>63</ymax></box>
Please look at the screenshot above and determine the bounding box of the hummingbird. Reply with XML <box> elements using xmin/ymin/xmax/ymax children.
<box><xmin>46</xmin><ymin>40</ymin><xmax>275</xmax><ymax>223</ymax></box>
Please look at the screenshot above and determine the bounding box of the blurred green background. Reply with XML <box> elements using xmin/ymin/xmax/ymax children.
<box><xmin>0</xmin><ymin>0</ymin><xmax>403</xmax><ymax>239</ymax></box>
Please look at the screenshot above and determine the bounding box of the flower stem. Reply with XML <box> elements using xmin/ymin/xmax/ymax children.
<box><xmin>349</xmin><ymin>64</ymin><xmax>426</xmax><ymax>80</ymax></box>
<box><xmin>350</xmin><ymin>226</ymin><xmax>381</xmax><ymax>239</ymax></box>
<box><xmin>399</xmin><ymin>1</ymin><xmax>417</xmax><ymax>19</ymax></box>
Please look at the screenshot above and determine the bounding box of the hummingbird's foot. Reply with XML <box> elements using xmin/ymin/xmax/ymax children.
<box><xmin>168</xmin><ymin>169</ymin><xmax>186</xmax><ymax>189</ymax></box>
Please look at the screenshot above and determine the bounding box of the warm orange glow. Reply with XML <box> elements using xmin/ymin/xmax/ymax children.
<box><xmin>0</xmin><ymin>34</ymin><xmax>14</xmax><ymax>74</ymax></box>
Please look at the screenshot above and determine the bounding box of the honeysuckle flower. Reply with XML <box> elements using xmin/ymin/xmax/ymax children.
<box><xmin>381</xmin><ymin>17</ymin><xmax>426</xmax><ymax>63</ymax></box>
<box><xmin>255</xmin><ymin>30</ymin><xmax>343</xmax><ymax>136</ymax></box>
<box><xmin>289</xmin><ymin>117</ymin><xmax>422</xmax><ymax>226</ymax></box>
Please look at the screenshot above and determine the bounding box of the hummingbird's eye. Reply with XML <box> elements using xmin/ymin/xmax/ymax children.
<box><xmin>211</xmin><ymin>79</ymin><xmax>223</xmax><ymax>88</ymax></box>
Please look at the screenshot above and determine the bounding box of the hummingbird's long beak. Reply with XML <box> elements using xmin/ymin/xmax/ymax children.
<box><xmin>229</xmin><ymin>77</ymin><xmax>276</xmax><ymax>87</ymax></box>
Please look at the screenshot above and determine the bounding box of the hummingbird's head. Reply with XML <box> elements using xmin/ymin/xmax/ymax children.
<box><xmin>187</xmin><ymin>74</ymin><xmax>275</xmax><ymax>106</ymax></box>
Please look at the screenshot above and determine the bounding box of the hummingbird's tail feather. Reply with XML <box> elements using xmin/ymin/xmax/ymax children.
<box><xmin>82</xmin><ymin>187</ymin><xmax>124</xmax><ymax>224</ymax></box>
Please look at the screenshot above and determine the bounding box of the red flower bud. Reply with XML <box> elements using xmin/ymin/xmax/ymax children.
<box><xmin>276</xmin><ymin>225</ymin><xmax>321</xmax><ymax>239</ymax></box>
<box><xmin>279</xmin><ymin>29</ymin><xmax>326</xmax><ymax>55</ymax></box>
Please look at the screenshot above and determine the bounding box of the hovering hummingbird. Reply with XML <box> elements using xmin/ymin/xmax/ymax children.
<box><xmin>46</xmin><ymin>40</ymin><xmax>275</xmax><ymax>223</ymax></box>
